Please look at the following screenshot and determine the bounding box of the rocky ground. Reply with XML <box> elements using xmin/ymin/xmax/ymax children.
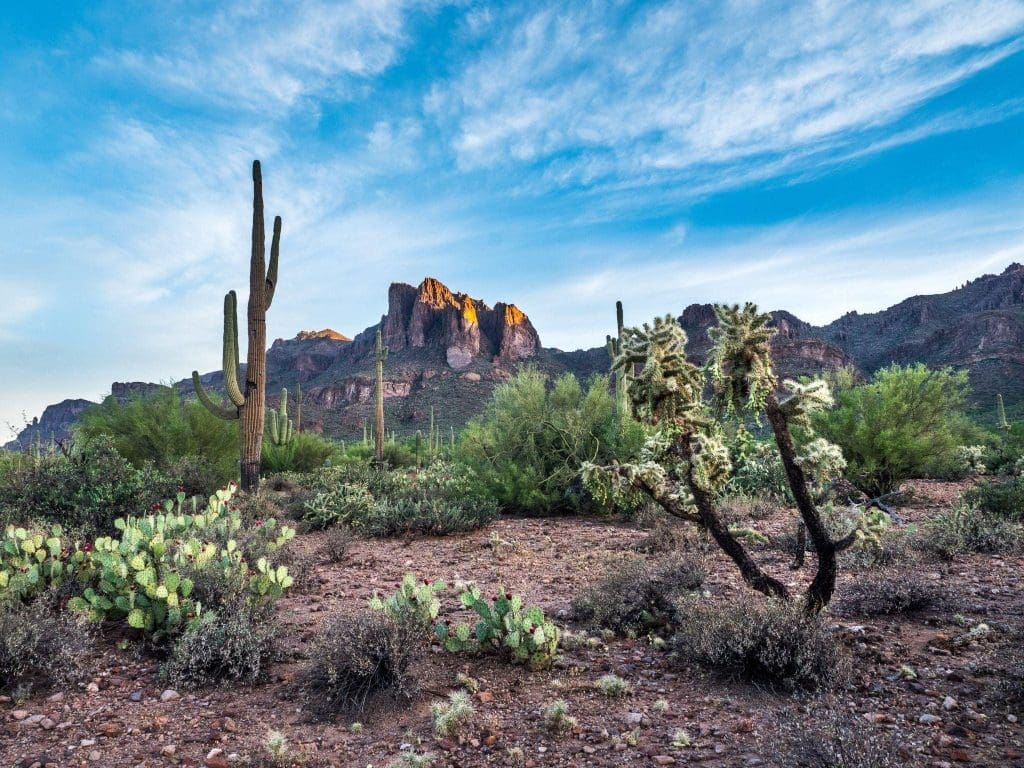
<box><xmin>3</xmin><ymin>480</ymin><xmax>1023</xmax><ymax>768</ymax></box>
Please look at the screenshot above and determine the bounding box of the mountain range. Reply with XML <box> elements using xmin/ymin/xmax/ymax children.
<box><xmin>7</xmin><ymin>264</ymin><xmax>1022</xmax><ymax>449</ymax></box>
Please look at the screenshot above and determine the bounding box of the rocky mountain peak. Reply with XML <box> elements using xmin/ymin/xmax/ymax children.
<box><xmin>295</xmin><ymin>329</ymin><xmax>351</xmax><ymax>342</ymax></box>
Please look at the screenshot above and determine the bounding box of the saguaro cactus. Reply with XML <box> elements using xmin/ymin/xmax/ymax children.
<box><xmin>997</xmin><ymin>393</ymin><xmax>1012</xmax><ymax>433</ymax></box>
<box><xmin>192</xmin><ymin>160</ymin><xmax>280</xmax><ymax>492</ymax></box>
<box><xmin>606</xmin><ymin>301</ymin><xmax>627</xmax><ymax>414</ymax></box>
<box><xmin>374</xmin><ymin>329</ymin><xmax>388</xmax><ymax>464</ymax></box>
<box><xmin>268</xmin><ymin>388</ymin><xmax>294</xmax><ymax>447</ymax></box>
<box><xmin>294</xmin><ymin>382</ymin><xmax>303</xmax><ymax>433</ymax></box>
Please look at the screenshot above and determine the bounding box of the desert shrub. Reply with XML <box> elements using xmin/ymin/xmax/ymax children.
<box><xmin>671</xmin><ymin>597</ymin><xmax>846</xmax><ymax>691</ymax></box>
<box><xmin>837</xmin><ymin>571</ymin><xmax>946</xmax><ymax>616</ymax></box>
<box><xmin>919</xmin><ymin>502</ymin><xmax>1021</xmax><ymax>560</ymax></box>
<box><xmin>303</xmin><ymin>463</ymin><xmax>498</xmax><ymax>536</ymax></box>
<box><xmin>299</xmin><ymin>612</ymin><xmax>419</xmax><ymax>719</ymax></box>
<box><xmin>161</xmin><ymin>603</ymin><xmax>277</xmax><ymax>689</ymax></box>
<box><xmin>318</xmin><ymin>526</ymin><xmax>353</xmax><ymax>564</ymax></box>
<box><xmin>964</xmin><ymin>475</ymin><xmax>1024</xmax><ymax>521</ymax></box>
<box><xmin>767</xmin><ymin>705</ymin><xmax>903</xmax><ymax>768</ymax></box>
<box><xmin>459</xmin><ymin>368</ymin><xmax>645</xmax><ymax>515</ymax></box>
<box><xmin>0</xmin><ymin>436</ymin><xmax>171</xmax><ymax>536</ymax></box>
<box><xmin>0</xmin><ymin>594</ymin><xmax>95</xmax><ymax>693</ymax></box>
<box><xmin>812</xmin><ymin>364</ymin><xmax>976</xmax><ymax>496</ymax></box>
<box><xmin>77</xmin><ymin>388</ymin><xmax>238</xmax><ymax>491</ymax></box>
<box><xmin>571</xmin><ymin>553</ymin><xmax>705</xmax><ymax>636</ymax></box>
<box><xmin>434</xmin><ymin>584</ymin><xmax>560</xmax><ymax>669</ymax></box>
<box><xmin>262</xmin><ymin>431</ymin><xmax>336</xmax><ymax>474</ymax></box>
<box><xmin>716</xmin><ymin>492</ymin><xmax>777</xmax><ymax>523</ymax></box>
<box><xmin>596</xmin><ymin>673</ymin><xmax>631</xmax><ymax>697</ymax></box>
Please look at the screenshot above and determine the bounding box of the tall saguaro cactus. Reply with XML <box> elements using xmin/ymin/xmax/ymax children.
<box><xmin>606</xmin><ymin>300</ymin><xmax>627</xmax><ymax>414</ymax></box>
<box><xmin>374</xmin><ymin>329</ymin><xmax>388</xmax><ymax>464</ymax></box>
<box><xmin>294</xmin><ymin>382</ymin><xmax>303</xmax><ymax>433</ymax></box>
<box><xmin>192</xmin><ymin>160</ymin><xmax>280</xmax><ymax>492</ymax></box>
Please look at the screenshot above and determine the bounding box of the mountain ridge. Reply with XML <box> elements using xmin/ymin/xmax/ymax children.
<box><xmin>7</xmin><ymin>265</ymin><xmax>1021</xmax><ymax>448</ymax></box>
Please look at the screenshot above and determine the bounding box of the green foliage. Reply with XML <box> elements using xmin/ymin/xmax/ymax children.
<box><xmin>68</xmin><ymin>484</ymin><xmax>294</xmax><ymax>641</ymax></box>
<box><xmin>434</xmin><ymin>584</ymin><xmax>560</xmax><ymax>669</ymax></box>
<box><xmin>812</xmin><ymin>364</ymin><xmax>975</xmax><ymax>495</ymax></box>
<box><xmin>964</xmin><ymin>476</ymin><xmax>1024</xmax><ymax>521</ymax></box>
<box><xmin>671</xmin><ymin>597</ymin><xmax>846</xmax><ymax>691</ymax></box>
<box><xmin>459</xmin><ymin>368</ymin><xmax>645</xmax><ymax>515</ymax></box>
<box><xmin>369</xmin><ymin>574</ymin><xmax>445</xmax><ymax>629</ymax></box>
<box><xmin>299</xmin><ymin>612</ymin><xmax>419</xmax><ymax>719</ymax></box>
<box><xmin>302</xmin><ymin>462</ymin><xmax>498</xmax><ymax>536</ymax></box>
<box><xmin>725</xmin><ymin>440</ymin><xmax>793</xmax><ymax>502</ymax></box>
<box><xmin>0</xmin><ymin>594</ymin><xmax>95</xmax><ymax>693</ymax></box>
<box><xmin>77</xmin><ymin>388</ymin><xmax>238</xmax><ymax>494</ymax></box>
<box><xmin>262</xmin><ymin>430</ymin><xmax>336</xmax><ymax>474</ymax></box>
<box><xmin>0</xmin><ymin>523</ymin><xmax>81</xmax><ymax>604</ymax></box>
<box><xmin>919</xmin><ymin>502</ymin><xmax>1020</xmax><ymax>560</ymax></box>
<box><xmin>0</xmin><ymin>436</ymin><xmax>171</xmax><ymax>536</ymax></box>
<box><xmin>161</xmin><ymin>602</ymin><xmax>277</xmax><ymax>689</ymax></box>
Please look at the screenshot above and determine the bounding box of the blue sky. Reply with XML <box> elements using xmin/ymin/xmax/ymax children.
<box><xmin>2</xmin><ymin>0</ymin><xmax>1024</xmax><ymax>436</ymax></box>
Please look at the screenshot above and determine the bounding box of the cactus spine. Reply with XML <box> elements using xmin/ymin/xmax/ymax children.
<box><xmin>268</xmin><ymin>388</ymin><xmax>294</xmax><ymax>447</ymax></box>
<box><xmin>374</xmin><ymin>329</ymin><xmax>388</xmax><ymax>464</ymax></box>
<box><xmin>606</xmin><ymin>300</ymin><xmax>627</xmax><ymax>414</ymax></box>
<box><xmin>192</xmin><ymin>160</ymin><xmax>280</xmax><ymax>492</ymax></box>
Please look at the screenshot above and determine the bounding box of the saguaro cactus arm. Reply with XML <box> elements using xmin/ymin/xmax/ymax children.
<box><xmin>191</xmin><ymin>371</ymin><xmax>239</xmax><ymax>420</ymax></box>
<box><xmin>266</xmin><ymin>216</ymin><xmax>281</xmax><ymax>310</ymax></box>
<box><xmin>222</xmin><ymin>291</ymin><xmax>245</xmax><ymax>408</ymax></box>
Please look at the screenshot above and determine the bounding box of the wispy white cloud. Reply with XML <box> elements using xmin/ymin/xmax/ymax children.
<box><xmin>429</xmin><ymin>0</ymin><xmax>1024</xmax><ymax>188</ymax></box>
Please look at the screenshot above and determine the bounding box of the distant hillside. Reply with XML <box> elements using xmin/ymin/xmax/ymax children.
<box><xmin>8</xmin><ymin>265</ymin><xmax>1021</xmax><ymax>448</ymax></box>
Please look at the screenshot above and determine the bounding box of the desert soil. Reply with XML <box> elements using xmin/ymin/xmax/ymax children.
<box><xmin>2</xmin><ymin>480</ymin><xmax>1023</xmax><ymax>768</ymax></box>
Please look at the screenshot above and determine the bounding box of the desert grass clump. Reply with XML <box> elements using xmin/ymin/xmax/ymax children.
<box><xmin>161</xmin><ymin>604</ymin><xmax>277</xmax><ymax>689</ymax></box>
<box><xmin>299</xmin><ymin>612</ymin><xmax>419</xmax><ymax>720</ymax></box>
<box><xmin>544</xmin><ymin>700</ymin><xmax>577</xmax><ymax>733</ymax></box>
<box><xmin>571</xmin><ymin>553</ymin><xmax>705</xmax><ymax>636</ymax></box>
<box><xmin>431</xmin><ymin>690</ymin><xmax>475</xmax><ymax>738</ymax></box>
<box><xmin>767</xmin><ymin>705</ymin><xmax>903</xmax><ymax>767</ymax></box>
<box><xmin>0</xmin><ymin>595</ymin><xmax>95</xmax><ymax>693</ymax></box>
<box><xmin>596</xmin><ymin>673</ymin><xmax>631</xmax><ymax>697</ymax></box>
<box><xmin>837</xmin><ymin>571</ymin><xmax>947</xmax><ymax>617</ymax></box>
<box><xmin>671</xmin><ymin>597</ymin><xmax>846</xmax><ymax>692</ymax></box>
<box><xmin>319</xmin><ymin>525</ymin><xmax>354</xmax><ymax>564</ymax></box>
<box><xmin>387</xmin><ymin>752</ymin><xmax>437</xmax><ymax>768</ymax></box>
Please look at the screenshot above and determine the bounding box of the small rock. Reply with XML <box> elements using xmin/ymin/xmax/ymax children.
<box><xmin>81</xmin><ymin>739</ymin><xmax>97</xmax><ymax>747</ymax></box>
<box><xmin>624</xmin><ymin>712</ymin><xmax>645</xmax><ymax>725</ymax></box>
<box><xmin>129</xmin><ymin>691</ymin><xmax>143</xmax><ymax>703</ymax></box>
<box><xmin>161</xmin><ymin>744</ymin><xmax>177</xmax><ymax>757</ymax></box>
<box><xmin>476</xmin><ymin>691</ymin><xmax>495</xmax><ymax>703</ymax></box>
<box><xmin>653</xmin><ymin>757</ymin><xmax>676</xmax><ymax>766</ymax></box>
<box><xmin>919</xmin><ymin>714</ymin><xmax>942</xmax><ymax>725</ymax></box>
<box><xmin>206</xmin><ymin>756</ymin><xmax>230</xmax><ymax>768</ymax></box>
<box><xmin>11</xmin><ymin>710</ymin><xmax>29</xmax><ymax>721</ymax></box>
<box><xmin>1007</xmin><ymin>714</ymin><xmax>1018</xmax><ymax>723</ymax></box>
<box><xmin>97</xmin><ymin>721</ymin><xmax>123</xmax><ymax>736</ymax></box>
<box><xmin>943</xmin><ymin>696</ymin><xmax>958</xmax><ymax>711</ymax></box>
<box><xmin>40</xmin><ymin>717</ymin><xmax>55</xmax><ymax>730</ymax></box>
<box><xmin>221</xmin><ymin>717</ymin><xmax>237</xmax><ymax>732</ymax></box>
<box><xmin>160</xmin><ymin>689</ymin><xmax>180</xmax><ymax>702</ymax></box>
<box><xmin>88</xmin><ymin>750</ymin><xmax>101</xmax><ymax>762</ymax></box>
<box><xmin>86</xmin><ymin>683</ymin><xmax>100</xmax><ymax>693</ymax></box>
<box><xmin>46</xmin><ymin>692</ymin><xmax>64</xmax><ymax>703</ymax></box>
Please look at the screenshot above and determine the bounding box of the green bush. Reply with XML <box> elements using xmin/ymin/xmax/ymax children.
<box><xmin>77</xmin><ymin>388</ymin><xmax>238</xmax><ymax>493</ymax></box>
<box><xmin>919</xmin><ymin>502</ymin><xmax>1020</xmax><ymax>560</ymax></box>
<box><xmin>671</xmin><ymin>597</ymin><xmax>846</xmax><ymax>691</ymax></box>
<box><xmin>262</xmin><ymin>431</ymin><xmax>336</xmax><ymax>474</ymax></box>
<box><xmin>725</xmin><ymin>440</ymin><xmax>793</xmax><ymax>502</ymax></box>
<box><xmin>459</xmin><ymin>368</ymin><xmax>645</xmax><ymax>515</ymax></box>
<box><xmin>0</xmin><ymin>436</ymin><xmax>171</xmax><ymax>536</ymax></box>
<box><xmin>161</xmin><ymin>603</ymin><xmax>277</xmax><ymax>689</ymax></box>
<box><xmin>302</xmin><ymin>463</ymin><xmax>498</xmax><ymax>536</ymax></box>
<box><xmin>964</xmin><ymin>476</ymin><xmax>1024</xmax><ymax>521</ymax></box>
<box><xmin>812</xmin><ymin>365</ymin><xmax>977</xmax><ymax>496</ymax></box>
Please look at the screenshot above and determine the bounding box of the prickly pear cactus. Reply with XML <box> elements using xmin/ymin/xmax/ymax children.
<box><xmin>369</xmin><ymin>573</ymin><xmax>445</xmax><ymax>628</ymax></box>
<box><xmin>0</xmin><ymin>523</ymin><xmax>80</xmax><ymax>602</ymax></box>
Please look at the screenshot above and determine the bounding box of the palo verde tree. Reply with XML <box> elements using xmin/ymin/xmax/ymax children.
<box><xmin>192</xmin><ymin>160</ymin><xmax>281</xmax><ymax>492</ymax></box>
<box><xmin>583</xmin><ymin>304</ymin><xmax>880</xmax><ymax>612</ymax></box>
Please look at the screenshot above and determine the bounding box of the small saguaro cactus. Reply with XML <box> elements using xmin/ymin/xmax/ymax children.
<box><xmin>192</xmin><ymin>160</ymin><xmax>280</xmax><ymax>492</ymax></box>
<box><xmin>374</xmin><ymin>329</ymin><xmax>388</xmax><ymax>464</ymax></box>
<box><xmin>606</xmin><ymin>300</ymin><xmax>628</xmax><ymax>414</ymax></box>
<box><xmin>997</xmin><ymin>393</ymin><xmax>1012</xmax><ymax>433</ymax></box>
<box><xmin>268</xmin><ymin>388</ymin><xmax>294</xmax><ymax>447</ymax></box>
<box><xmin>294</xmin><ymin>382</ymin><xmax>303</xmax><ymax>433</ymax></box>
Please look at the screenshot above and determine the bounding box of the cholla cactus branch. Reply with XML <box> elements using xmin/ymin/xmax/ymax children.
<box><xmin>707</xmin><ymin>303</ymin><xmax>777</xmax><ymax>417</ymax></box>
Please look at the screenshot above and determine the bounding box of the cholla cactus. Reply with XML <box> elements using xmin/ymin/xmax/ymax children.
<box><xmin>585</xmin><ymin>302</ymin><xmax>863</xmax><ymax>612</ymax></box>
<box><xmin>956</xmin><ymin>445</ymin><xmax>987</xmax><ymax>476</ymax></box>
